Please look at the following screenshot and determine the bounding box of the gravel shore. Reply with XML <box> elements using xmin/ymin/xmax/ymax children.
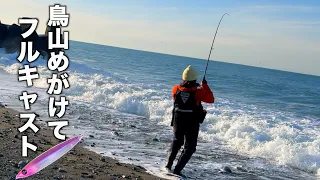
<box><xmin>0</xmin><ymin>107</ymin><xmax>164</xmax><ymax>180</ymax></box>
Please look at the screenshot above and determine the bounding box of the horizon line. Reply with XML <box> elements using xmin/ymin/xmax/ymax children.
<box><xmin>69</xmin><ymin>39</ymin><xmax>320</xmax><ymax>78</ymax></box>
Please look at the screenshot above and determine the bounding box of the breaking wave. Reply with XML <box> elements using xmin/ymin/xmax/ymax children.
<box><xmin>0</xmin><ymin>50</ymin><xmax>319</xmax><ymax>176</ymax></box>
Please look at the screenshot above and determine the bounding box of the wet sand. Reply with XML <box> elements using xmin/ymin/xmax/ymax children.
<box><xmin>0</xmin><ymin>107</ymin><xmax>164</xmax><ymax>180</ymax></box>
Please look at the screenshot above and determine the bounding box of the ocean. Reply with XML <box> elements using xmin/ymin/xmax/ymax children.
<box><xmin>0</xmin><ymin>41</ymin><xmax>319</xmax><ymax>179</ymax></box>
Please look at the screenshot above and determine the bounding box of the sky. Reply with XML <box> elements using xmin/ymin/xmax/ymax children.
<box><xmin>1</xmin><ymin>0</ymin><xmax>320</xmax><ymax>76</ymax></box>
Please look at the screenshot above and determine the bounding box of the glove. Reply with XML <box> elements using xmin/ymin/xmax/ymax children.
<box><xmin>202</xmin><ymin>78</ymin><xmax>207</xmax><ymax>84</ymax></box>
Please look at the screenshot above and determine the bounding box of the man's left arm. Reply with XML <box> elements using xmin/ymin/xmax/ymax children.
<box><xmin>198</xmin><ymin>81</ymin><xmax>214</xmax><ymax>103</ymax></box>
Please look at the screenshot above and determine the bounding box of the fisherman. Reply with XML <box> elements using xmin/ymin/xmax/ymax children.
<box><xmin>165</xmin><ymin>65</ymin><xmax>214</xmax><ymax>176</ymax></box>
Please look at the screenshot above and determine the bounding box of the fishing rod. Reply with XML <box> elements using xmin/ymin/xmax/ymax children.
<box><xmin>203</xmin><ymin>13</ymin><xmax>229</xmax><ymax>80</ymax></box>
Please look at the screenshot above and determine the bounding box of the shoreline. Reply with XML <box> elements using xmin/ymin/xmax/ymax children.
<box><xmin>0</xmin><ymin>107</ymin><xmax>164</xmax><ymax>180</ymax></box>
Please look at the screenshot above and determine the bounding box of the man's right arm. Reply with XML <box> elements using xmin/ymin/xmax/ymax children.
<box><xmin>172</xmin><ymin>85</ymin><xmax>179</xmax><ymax>100</ymax></box>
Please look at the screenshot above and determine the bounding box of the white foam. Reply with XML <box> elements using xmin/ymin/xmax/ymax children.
<box><xmin>0</xmin><ymin>50</ymin><xmax>51</xmax><ymax>89</ymax></box>
<box><xmin>201</xmin><ymin>109</ymin><xmax>320</xmax><ymax>174</ymax></box>
<box><xmin>67</xmin><ymin>72</ymin><xmax>173</xmax><ymax>119</ymax></box>
<box><xmin>1</xmin><ymin>63</ymin><xmax>21</xmax><ymax>74</ymax></box>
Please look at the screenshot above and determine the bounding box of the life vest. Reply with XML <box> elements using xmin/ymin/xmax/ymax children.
<box><xmin>171</xmin><ymin>86</ymin><xmax>208</xmax><ymax>127</ymax></box>
<box><xmin>171</xmin><ymin>89</ymin><xmax>207</xmax><ymax>127</ymax></box>
<box><xmin>173</xmin><ymin>90</ymin><xmax>199</xmax><ymax>112</ymax></box>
